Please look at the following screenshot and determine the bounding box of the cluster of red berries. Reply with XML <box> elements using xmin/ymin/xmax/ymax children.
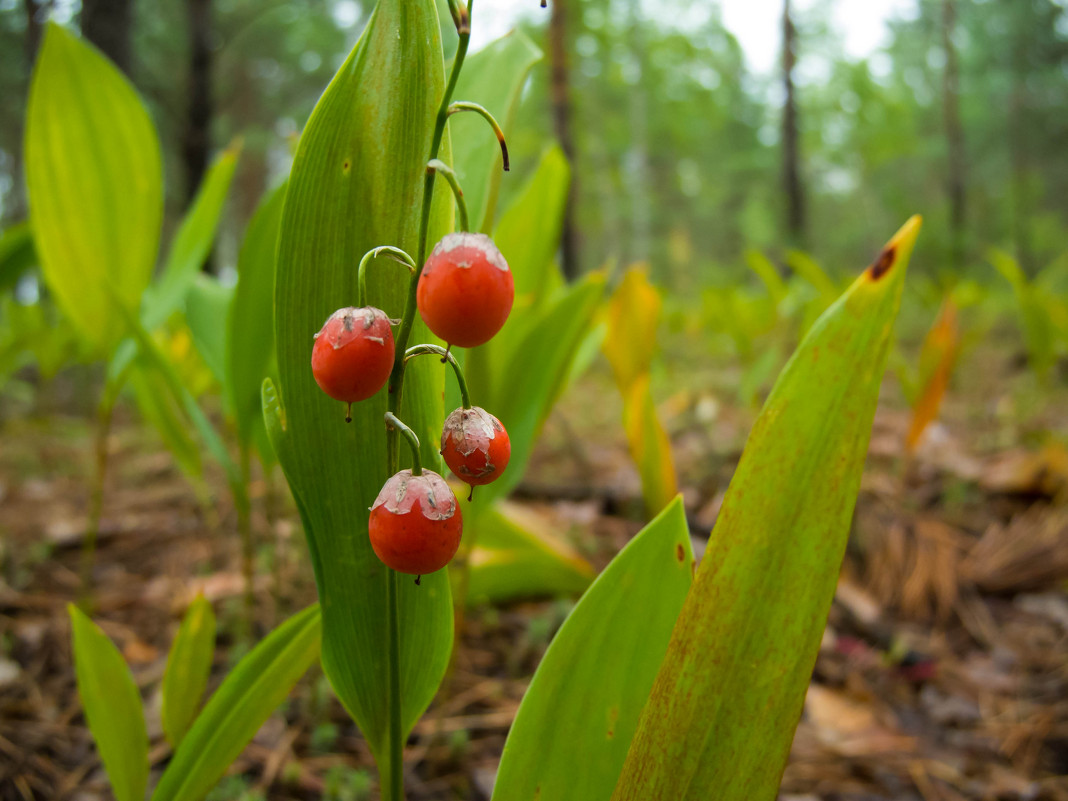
<box><xmin>311</xmin><ymin>232</ymin><xmax>515</xmax><ymax>578</ymax></box>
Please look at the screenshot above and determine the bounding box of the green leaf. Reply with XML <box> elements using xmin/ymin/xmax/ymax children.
<box><xmin>744</xmin><ymin>249</ymin><xmax>787</xmax><ymax>307</ymax></box>
<box><xmin>271</xmin><ymin>0</ymin><xmax>454</xmax><ymax>765</ymax></box>
<box><xmin>144</xmin><ymin>143</ymin><xmax>241</xmax><ymax>330</ymax></box>
<box><xmin>185</xmin><ymin>274</ymin><xmax>234</xmax><ymax>389</ymax></box>
<box><xmin>25</xmin><ymin>23</ymin><xmax>162</xmax><ymax>354</ymax></box>
<box><xmin>492</xmin><ymin>146</ymin><xmax>571</xmax><ymax>315</ymax></box>
<box><xmin>479</xmin><ymin>272</ymin><xmax>606</xmax><ymax>504</ymax></box>
<box><xmin>68</xmin><ymin>604</ymin><xmax>148</xmax><ymax>801</ymax></box>
<box><xmin>612</xmin><ymin>217</ymin><xmax>922</xmax><ymax>801</ymax></box>
<box><xmin>450</xmin><ymin>31</ymin><xmax>543</xmax><ymax>233</ymax></box>
<box><xmin>492</xmin><ymin>497</ymin><xmax>693</xmax><ymax>801</ymax></box>
<box><xmin>989</xmin><ymin>247</ymin><xmax>1057</xmax><ymax>380</ymax></box>
<box><xmin>464</xmin><ymin>147</ymin><xmax>575</xmax><ymax>426</ymax></box>
<box><xmin>0</xmin><ymin>223</ymin><xmax>37</xmax><ymax>294</ymax></box>
<box><xmin>152</xmin><ymin>604</ymin><xmax>321</xmax><ymax>801</ymax></box>
<box><xmin>462</xmin><ymin>501</ymin><xmax>594</xmax><ymax>606</ymax></box>
<box><xmin>127</xmin><ymin>356</ymin><xmax>204</xmax><ymax>478</ymax></box>
<box><xmin>228</xmin><ymin>183</ymin><xmax>286</xmax><ymax>448</ymax></box>
<box><xmin>786</xmin><ymin>249</ymin><xmax>839</xmax><ymax>307</ymax></box>
<box><xmin>161</xmin><ymin>595</ymin><xmax>216</xmax><ymax>748</ymax></box>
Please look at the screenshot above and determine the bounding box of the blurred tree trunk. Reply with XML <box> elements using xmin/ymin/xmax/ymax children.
<box><xmin>781</xmin><ymin>0</ymin><xmax>805</xmax><ymax>247</ymax></box>
<box><xmin>1006</xmin><ymin>1</ymin><xmax>1033</xmax><ymax>275</ymax></box>
<box><xmin>548</xmin><ymin>0</ymin><xmax>580</xmax><ymax>280</ymax></box>
<box><xmin>942</xmin><ymin>0</ymin><xmax>966</xmax><ymax>274</ymax></box>
<box><xmin>625</xmin><ymin>1</ymin><xmax>651</xmax><ymax>266</ymax></box>
<box><xmin>81</xmin><ymin>0</ymin><xmax>132</xmax><ymax>76</ymax></box>
<box><xmin>23</xmin><ymin>0</ymin><xmax>45</xmax><ymax>65</ymax></box>
<box><xmin>184</xmin><ymin>0</ymin><xmax>214</xmax><ymax>206</ymax></box>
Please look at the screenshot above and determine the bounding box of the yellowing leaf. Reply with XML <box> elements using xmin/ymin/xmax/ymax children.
<box><xmin>906</xmin><ymin>297</ymin><xmax>960</xmax><ymax>453</ymax></box>
<box><xmin>624</xmin><ymin>375</ymin><xmax>679</xmax><ymax>517</ymax></box>
<box><xmin>604</xmin><ymin>267</ymin><xmax>661</xmax><ymax>391</ymax></box>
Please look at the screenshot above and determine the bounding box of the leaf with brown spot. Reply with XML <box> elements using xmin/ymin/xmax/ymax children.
<box><xmin>612</xmin><ymin>216</ymin><xmax>921</xmax><ymax>801</ymax></box>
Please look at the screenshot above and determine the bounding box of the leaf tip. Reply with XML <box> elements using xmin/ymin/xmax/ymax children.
<box><xmin>868</xmin><ymin>215</ymin><xmax>922</xmax><ymax>282</ymax></box>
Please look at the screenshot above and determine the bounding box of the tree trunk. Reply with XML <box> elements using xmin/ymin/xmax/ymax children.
<box><xmin>1004</xmin><ymin>0</ymin><xmax>1034</xmax><ymax>275</ymax></box>
<box><xmin>942</xmin><ymin>0</ymin><xmax>966</xmax><ymax>274</ymax></box>
<box><xmin>81</xmin><ymin>0</ymin><xmax>132</xmax><ymax>76</ymax></box>
<box><xmin>23</xmin><ymin>0</ymin><xmax>45</xmax><ymax>66</ymax></box>
<box><xmin>548</xmin><ymin>0</ymin><xmax>580</xmax><ymax>280</ymax></box>
<box><xmin>781</xmin><ymin>0</ymin><xmax>805</xmax><ymax>246</ymax></box>
<box><xmin>624</xmin><ymin>1</ymin><xmax>651</xmax><ymax>266</ymax></box>
<box><xmin>184</xmin><ymin>0</ymin><xmax>214</xmax><ymax>206</ymax></box>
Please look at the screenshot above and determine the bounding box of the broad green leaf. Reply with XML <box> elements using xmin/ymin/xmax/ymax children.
<box><xmin>479</xmin><ymin>272</ymin><xmax>606</xmax><ymax>504</ymax></box>
<box><xmin>271</xmin><ymin>0</ymin><xmax>454</xmax><ymax>767</ymax></box>
<box><xmin>144</xmin><ymin>143</ymin><xmax>241</xmax><ymax>330</ymax></box>
<box><xmin>152</xmin><ymin>604</ymin><xmax>320</xmax><ymax>801</ymax></box>
<box><xmin>612</xmin><ymin>217</ymin><xmax>922</xmax><ymax>801</ymax></box>
<box><xmin>492</xmin><ymin>146</ymin><xmax>571</xmax><ymax>313</ymax></box>
<box><xmin>228</xmin><ymin>183</ymin><xmax>286</xmax><ymax>447</ymax></box>
<box><xmin>68</xmin><ymin>604</ymin><xmax>148</xmax><ymax>801</ymax></box>
<box><xmin>185</xmin><ymin>274</ymin><xmax>234</xmax><ymax>389</ymax></box>
<box><xmin>622</xmin><ymin>376</ymin><xmax>678</xmax><ymax>517</ymax></box>
<box><xmin>462</xmin><ymin>500</ymin><xmax>594</xmax><ymax>606</ymax></box>
<box><xmin>161</xmin><ymin>595</ymin><xmax>216</xmax><ymax>748</ymax></box>
<box><xmin>450</xmin><ymin>31</ymin><xmax>543</xmax><ymax>233</ymax></box>
<box><xmin>464</xmin><ymin>147</ymin><xmax>573</xmax><ymax>418</ymax></box>
<box><xmin>493</xmin><ymin>497</ymin><xmax>693</xmax><ymax>801</ymax></box>
<box><xmin>0</xmin><ymin>223</ymin><xmax>36</xmax><ymax>293</ymax></box>
<box><xmin>25</xmin><ymin>23</ymin><xmax>162</xmax><ymax>353</ymax></box>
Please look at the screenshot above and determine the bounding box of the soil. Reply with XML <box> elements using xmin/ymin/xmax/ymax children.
<box><xmin>1</xmin><ymin>353</ymin><xmax>1067</xmax><ymax>801</ymax></box>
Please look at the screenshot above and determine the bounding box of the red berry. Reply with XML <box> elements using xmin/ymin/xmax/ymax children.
<box><xmin>440</xmin><ymin>406</ymin><xmax>510</xmax><ymax>487</ymax></box>
<box><xmin>368</xmin><ymin>469</ymin><xmax>463</xmax><ymax>575</ymax></box>
<box><xmin>311</xmin><ymin>307</ymin><xmax>395</xmax><ymax>407</ymax></box>
<box><xmin>417</xmin><ymin>232</ymin><xmax>514</xmax><ymax>348</ymax></box>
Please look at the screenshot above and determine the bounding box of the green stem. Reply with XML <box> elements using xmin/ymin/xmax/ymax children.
<box><xmin>427</xmin><ymin>159</ymin><xmax>469</xmax><ymax>232</ymax></box>
<box><xmin>447</xmin><ymin>101</ymin><xmax>510</xmax><ymax>171</ymax></box>
<box><xmin>358</xmin><ymin>246</ymin><xmax>417</xmax><ymax>308</ymax></box>
<box><xmin>381</xmin><ymin>9</ymin><xmax>475</xmax><ymax>799</ymax></box>
<box><xmin>237</xmin><ymin>443</ymin><xmax>254</xmax><ymax>631</ymax></box>
<box><xmin>384</xmin><ymin>412</ymin><xmax>423</xmax><ymax>476</ymax></box>
<box><xmin>79</xmin><ymin>390</ymin><xmax>117</xmax><ymax>609</ymax></box>
<box><xmin>404</xmin><ymin>344</ymin><xmax>472</xmax><ymax>409</ymax></box>
<box><xmin>386</xmin><ymin>568</ymin><xmax>402</xmax><ymax>801</ymax></box>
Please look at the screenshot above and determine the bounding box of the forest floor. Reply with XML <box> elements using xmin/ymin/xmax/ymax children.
<box><xmin>1</xmin><ymin>343</ymin><xmax>1068</xmax><ymax>801</ymax></box>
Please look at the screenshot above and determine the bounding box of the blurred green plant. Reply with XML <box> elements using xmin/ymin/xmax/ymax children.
<box><xmin>989</xmin><ymin>247</ymin><xmax>1068</xmax><ymax>383</ymax></box>
<box><xmin>24</xmin><ymin>24</ymin><xmax>247</xmax><ymax>605</ymax></box>
<box><xmin>69</xmin><ymin>599</ymin><xmax>319</xmax><ymax>801</ymax></box>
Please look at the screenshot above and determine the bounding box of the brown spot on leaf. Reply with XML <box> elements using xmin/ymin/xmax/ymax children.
<box><xmin>869</xmin><ymin>246</ymin><xmax>895</xmax><ymax>280</ymax></box>
<box><xmin>342</xmin><ymin>159</ymin><xmax>351</xmax><ymax>174</ymax></box>
<box><xmin>676</xmin><ymin>543</ymin><xmax>685</xmax><ymax>562</ymax></box>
